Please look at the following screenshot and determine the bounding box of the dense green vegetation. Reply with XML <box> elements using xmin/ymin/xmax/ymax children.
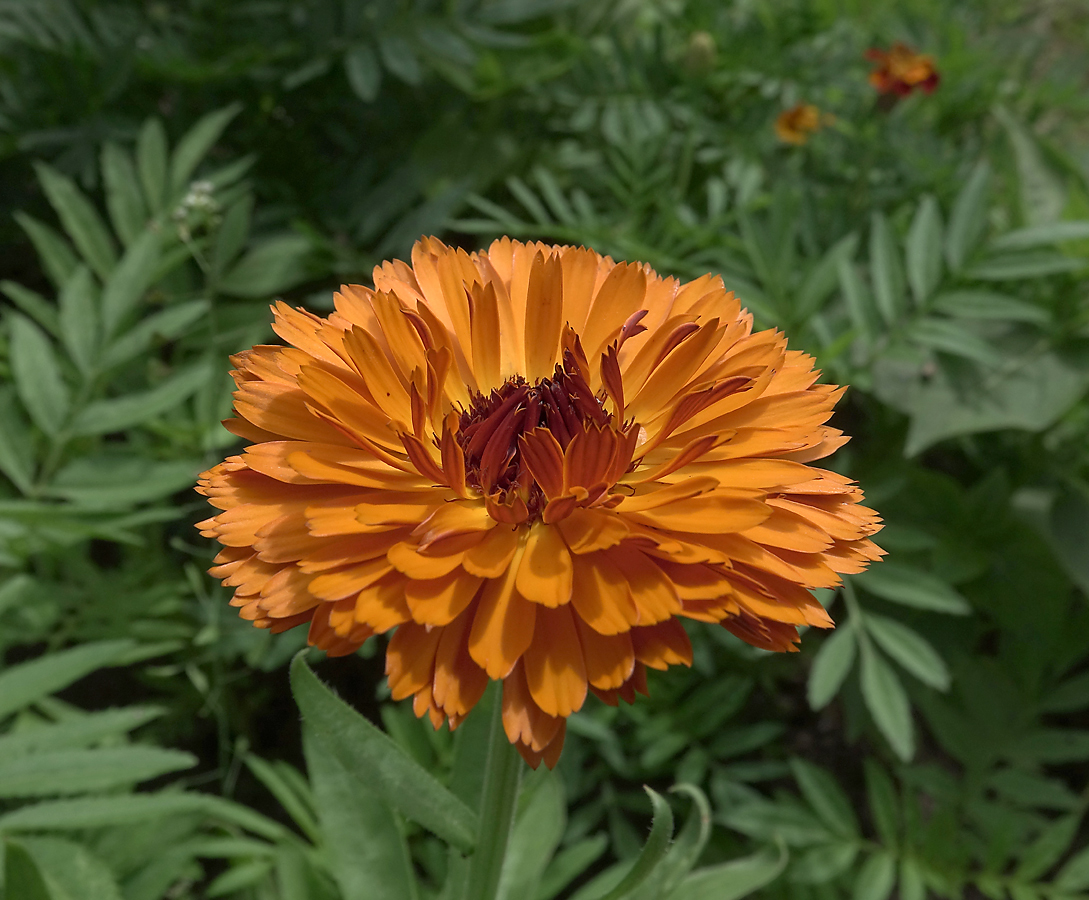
<box><xmin>1</xmin><ymin>0</ymin><xmax>1088</xmax><ymax>897</ymax></box>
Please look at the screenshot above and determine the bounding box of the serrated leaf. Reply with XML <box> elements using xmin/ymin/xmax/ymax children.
<box><xmin>345</xmin><ymin>44</ymin><xmax>382</xmax><ymax>101</ymax></box>
<box><xmin>836</xmin><ymin>258</ymin><xmax>878</xmax><ymax>345</ymax></box>
<box><xmin>931</xmin><ymin>291</ymin><xmax>1048</xmax><ymax>324</ymax></box>
<box><xmin>789</xmin><ymin>842</ymin><xmax>858</xmax><ymax>883</ymax></box>
<box><xmin>137</xmin><ymin>119</ymin><xmax>169</xmax><ymax>213</ymax></box>
<box><xmin>0</xmin><ymin>641</ymin><xmax>134</xmax><ymax>721</ymax></box>
<box><xmin>218</xmin><ymin>234</ymin><xmax>311</xmax><ymax>298</ymax></box>
<box><xmin>34</xmin><ymin>162</ymin><xmax>117</xmax><ymax>280</ymax></box>
<box><xmin>797</xmin><ymin>233</ymin><xmax>858</xmax><ymax>319</ymax></box>
<box><xmin>853</xmin><ymin>853</ymin><xmax>896</xmax><ymax>900</ymax></box>
<box><xmin>0</xmin><ymin>746</ymin><xmax>195</xmax><ymax>798</ymax></box>
<box><xmin>996</xmin><ymin>107</ymin><xmax>1065</xmax><ymax>227</ymax></box>
<box><xmin>789</xmin><ymin>759</ymin><xmax>858</xmax><ymax>838</ymax></box>
<box><xmin>630</xmin><ymin>784</ymin><xmax>712</xmax><ymax>900</ymax></box>
<box><xmin>808</xmin><ymin>624</ymin><xmax>857</xmax><ymax>710</ymax></box>
<box><xmin>0</xmin><ymin>706</ymin><xmax>163</xmax><ymax>757</ymax></box>
<box><xmin>101</xmin><ymin>143</ymin><xmax>147</xmax><ymax>246</ymax></box>
<box><xmin>100</xmin><ymin>229</ymin><xmax>162</xmax><ymax>337</ymax></box>
<box><xmin>907</xmin><ymin>317</ymin><xmax>1003</xmax><ymax>367</ymax></box>
<box><xmin>70</xmin><ymin>361</ymin><xmax>212</xmax><ymax>436</ymax></box>
<box><xmin>14</xmin><ymin>212</ymin><xmax>79</xmax><ymax>289</ymax></box>
<box><xmin>1005</xmin><ymin>729</ymin><xmax>1089</xmax><ymax>764</ymax></box>
<box><xmin>669</xmin><ymin>843</ymin><xmax>787</xmax><ymax>900</ymax></box>
<box><xmin>906</xmin><ymin>196</ymin><xmax>943</xmax><ymax>305</ymax></box>
<box><xmin>853</xmin><ymin>564</ymin><xmax>970</xmax><ymax>615</ymax></box>
<box><xmin>860</xmin><ymin>644</ymin><xmax>914</xmax><ymax>761</ymax></box>
<box><xmin>9</xmin><ymin>313</ymin><xmax>71</xmax><ymax>436</ymax></box>
<box><xmin>497</xmin><ymin>770</ymin><xmax>566</xmax><ymax>900</ymax></box>
<box><xmin>964</xmin><ymin>252</ymin><xmax>1082</xmax><ymax>281</ymax></box>
<box><xmin>302</xmin><ymin>726</ymin><xmax>419</xmax><ymax>900</ymax></box>
<box><xmin>864</xmin><ymin>761</ymin><xmax>899</xmax><ymax>847</ymax></box>
<box><xmin>170</xmin><ymin>104</ymin><xmax>241</xmax><ymax>195</ymax></box>
<box><xmin>946</xmin><ymin>161</ymin><xmax>990</xmax><ymax>271</ymax></box>
<box><xmin>869</xmin><ymin>212</ymin><xmax>906</xmax><ymax>324</ymax></box>
<box><xmin>864</xmin><ymin>614</ymin><xmax>950</xmax><ymax>690</ymax></box>
<box><xmin>46</xmin><ymin>457</ymin><xmax>201</xmax><ymax>509</ymax></box>
<box><xmin>290</xmin><ymin>654</ymin><xmax>477</xmax><ymax>852</ymax></box>
<box><xmin>58</xmin><ymin>265</ymin><xmax>99</xmax><ymax>376</ymax></box>
<box><xmin>593</xmin><ymin>787</ymin><xmax>674</xmax><ymax>900</ymax></box>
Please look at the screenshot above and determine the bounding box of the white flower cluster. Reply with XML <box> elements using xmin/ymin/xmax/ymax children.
<box><xmin>172</xmin><ymin>180</ymin><xmax>220</xmax><ymax>242</ymax></box>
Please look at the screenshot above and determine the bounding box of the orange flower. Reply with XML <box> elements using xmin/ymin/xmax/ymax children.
<box><xmin>197</xmin><ymin>238</ymin><xmax>883</xmax><ymax>768</ymax></box>
<box><xmin>866</xmin><ymin>42</ymin><xmax>940</xmax><ymax>96</ymax></box>
<box><xmin>775</xmin><ymin>104</ymin><xmax>825</xmax><ymax>145</ymax></box>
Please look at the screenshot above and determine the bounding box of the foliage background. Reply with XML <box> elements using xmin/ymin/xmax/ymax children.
<box><xmin>1</xmin><ymin>0</ymin><xmax>1088</xmax><ymax>897</ymax></box>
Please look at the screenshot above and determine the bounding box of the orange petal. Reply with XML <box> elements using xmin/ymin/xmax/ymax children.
<box><xmin>573</xmin><ymin>615</ymin><xmax>635</xmax><ymax>690</ymax></box>
<box><xmin>631</xmin><ymin>618</ymin><xmax>692</xmax><ymax>670</ymax></box>
<box><xmin>467</xmin><ymin>540</ymin><xmax>535</xmax><ymax>678</ymax></box>
<box><xmin>515</xmin><ymin>523</ymin><xmax>573</xmax><ymax>607</ymax></box>
<box><xmin>522</xmin><ymin>604</ymin><xmax>588</xmax><ymax>717</ymax></box>
<box><xmin>555</xmin><ymin>507</ymin><xmax>629</xmax><ymax>554</ymax></box>
<box><xmin>405</xmin><ymin>570</ymin><xmax>484</xmax><ymax>626</ymax></box>
<box><xmin>462</xmin><ymin>524</ymin><xmax>520</xmax><ymax>578</ymax></box>
<box><xmin>501</xmin><ymin>659</ymin><xmax>563</xmax><ymax>752</ymax></box>
<box><xmin>432</xmin><ymin>606</ymin><xmax>489</xmax><ymax>718</ymax></box>
<box><xmin>386</xmin><ymin>622</ymin><xmax>443</xmax><ymax>700</ymax></box>
<box><xmin>570</xmin><ymin>553</ymin><xmax>639</xmax><ymax>635</ymax></box>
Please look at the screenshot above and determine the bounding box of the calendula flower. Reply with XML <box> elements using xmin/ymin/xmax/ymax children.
<box><xmin>775</xmin><ymin>104</ymin><xmax>826</xmax><ymax>145</ymax></box>
<box><xmin>866</xmin><ymin>42</ymin><xmax>940</xmax><ymax>96</ymax></box>
<box><xmin>197</xmin><ymin>237</ymin><xmax>883</xmax><ymax>768</ymax></box>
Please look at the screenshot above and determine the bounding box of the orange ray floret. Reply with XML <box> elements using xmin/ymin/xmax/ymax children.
<box><xmin>197</xmin><ymin>237</ymin><xmax>884</xmax><ymax>768</ymax></box>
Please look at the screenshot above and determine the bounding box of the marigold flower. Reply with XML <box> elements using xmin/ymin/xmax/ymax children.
<box><xmin>866</xmin><ymin>42</ymin><xmax>940</xmax><ymax>96</ymax></box>
<box><xmin>775</xmin><ymin>104</ymin><xmax>825</xmax><ymax>145</ymax></box>
<box><xmin>197</xmin><ymin>237</ymin><xmax>883</xmax><ymax>768</ymax></box>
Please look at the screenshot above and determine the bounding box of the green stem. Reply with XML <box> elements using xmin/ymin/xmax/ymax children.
<box><xmin>464</xmin><ymin>690</ymin><xmax>522</xmax><ymax>900</ymax></box>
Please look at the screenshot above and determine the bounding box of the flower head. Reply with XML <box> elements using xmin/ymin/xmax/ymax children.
<box><xmin>866</xmin><ymin>42</ymin><xmax>940</xmax><ymax>96</ymax></box>
<box><xmin>775</xmin><ymin>104</ymin><xmax>826</xmax><ymax>145</ymax></box>
<box><xmin>197</xmin><ymin>238</ymin><xmax>883</xmax><ymax>767</ymax></box>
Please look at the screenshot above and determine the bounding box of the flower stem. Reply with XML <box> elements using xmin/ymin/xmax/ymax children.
<box><xmin>464</xmin><ymin>689</ymin><xmax>522</xmax><ymax>900</ymax></box>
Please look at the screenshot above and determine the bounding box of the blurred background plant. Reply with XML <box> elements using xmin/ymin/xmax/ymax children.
<box><xmin>1</xmin><ymin>0</ymin><xmax>1088</xmax><ymax>897</ymax></box>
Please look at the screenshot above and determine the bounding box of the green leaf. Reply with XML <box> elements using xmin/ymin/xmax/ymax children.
<box><xmin>218</xmin><ymin>234</ymin><xmax>311</xmax><ymax>298</ymax></box>
<box><xmin>378</xmin><ymin>33</ymin><xmax>423</xmax><ymax>85</ymax></box>
<box><xmin>345</xmin><ymin>44</ymin><xmax>382</xmax><ymax>101</ymax></box>
<box><xmin>964</xmin><ymin>252</ymin><xmax>1082</xmax><ymax>281</ymax></box>
<box><xmin>996</xmin><ymin>106</ymin><xmax>1066</xmax><ymax>227</ymax></box>
<box><xmin>99</xmin><ymin>299</ymin><xmax>210</xmax><ymax>370</ymax></box>
<box><xmin>668</xmin><ymin>843</ymin><xmax>787</xmax><ymax>900</ymax></box>
<box><xmin>0</xmin><ymin>746</ymin><xmax>195</xmax><ymax>798</ymax></box>
<box><xmin>852</xmin><ymin>852</ymin><xmax>896</xmax><ymax>900</ymax></box>
<box><xmin>170</xmin><ymin>104</ymin><xmax>242</xmax><ymax>195</ymax></box>
<box><xmin>535</xmin><ymin>836</ymin><xmax>608</xmax><ymax>900</ymax></box>
<box><xmin>0</xmin><ymin>640</ymin><xmax>134</xmax><ymax>721</ymax></box>
<box><xmin>1047</xmin><ymin>488</ymin><xmax>1089</xmax><ymax>596</ymax></box>
<box><xmin>1</xmin><ymin>280</ymin><xmax>60</xmax><ymax>335</ymax></box>
<box><xmin>930</xmin><ymin>291</ymin><xmax>1049</xmax><ymax>324</ymax></box>
<box><xmin>0</xmin><ymin>706</ymin><xmax>163</xmax><ymax>757</ymax></box>
<box><xmin>863</xmin><ymin>761</ymin><xmax>899</xmax><ymax>847</ymax></box>
<box><xmin>1016</xmin><ymin>813</ymin><xmax>1082</xmax><ymax>881</ymax></box>
<box><xmin>497</xmin><ymin>770</ymin><xmax>566</xmax><ymax>900</ymax></box>
<box><xmin>58</xmin><ymin>265</ymin><xmax>99</xmax><ymax>376</ymax></box>
<box><xmin>797</xmin><ymin>233</ymin><xmax>858</xmax><ymax>319</ymax></box>
<box><xmin>630</xmin><ymin>784</ymin><xmax>713</xmax><ymax>900</ymax></box>
<box><xmin>289</xmin><ymin>654</ymin><xmax>478</xmax><ymax>852</ymax></box>
<box><xmin>789</xmin><ymin>841</ymin><xmax>859</xmax><ymax>883</ymax></box>
<box><xmin>100</xmin><ymin>229</ymin><xmax>162</xmax><ymax>338</ymax></box>
<box><xmin>991</xmin><ymin>220</ymin><xmax>1089</xmax><ymax>251</ymax></box>
<box><xmin>789</xmin><ymin>759</ymin><xmax>858</xmax><ymax>838</ymax></box>
<box><xmin>34</xmin><ymin>162</ymin><xmax>118</xmax><ymax>280</ymax></box>
<box><xmin>905</xmin><ymin>196</ymin><xmax>943</xmax><ymax>305</ymax></box>
<box><xmin>906</xmin><ymin>318</ymin><xmax>1003</xmax><ymax>367</ymax></box>
<box><xmin>898</xmin><ymin>858</ymin><xmax>925</xmax><ymax>900</ymax></box>
<box><xmin>1005</xmin><ymin>729</ymin><xmax>1089</xmax><ymax>764</ymax></box>
<box><xmin>302</xmin><ymin>725</ymin><xmax>419</xmax><ymax>900</ymax></box>
<box><xmin>863</xmin><ymin>614</ymin><xmax>950</xmax><ymax>690</ymax></box>
<box><xmin>836</xmin><ymin>258</ymin><xmax>878</xmax><ymax>345</ymax></box>
<box><xmin>14</xmin><ymin>213</ymin><xmax>79</xmax><ymax>289</ymax></box>
<box><xmin>0</xmin><ymin>388</ymin><xmax>35</xmax><ymax>493</ymax></box>
<box><xmin>243</xmin><ymin>755</ymin><xmax>320</xmax><ymax>844</ymax></box>
<box><xmin>1056</xmin><ymin>844</ymin><xmax>1089</xmax><ymax>891</ymax></box>
<box><xmin>206</xmin><ymin>859</ymin><xmax>275</xmax><ymax>898</ymax></box>
<box><xmin>9</xmin><ymin>313</ymin><xmax>71</xmax><ymax>437</ymax></box>
<box><xmin>46</xmin><ymin>457</ymin><xmax>201</xmax><ymax>508</ymax></box>
<box><xmin>137</xmin><ymin>119</ymin><xmax>169</xmax><ymax>213</ymax></box>
<box><xmin>4</xmin><ymin>841</ymin><xmax>53</xmax><ymax>900</ymax></box>
<box><xmin>807</xmin><ymin>623</ymin><xmax>857</xmax><ymax>710</ymax></box>
<box><xmin>854</xmin><ymin>564</ymin><xmax>970</xmax><ymax>615</ymax></box>
<box><xmin>101</xmin><ymin>143</ymin><xmax>148</xmax><ymax>246</ymax></box>
<box><xmin>946</xmin><ymin>161</ymin><xmax>990</xmax><ymax>271</ymax></box>
<box><xmin>70</xmin><ymin>360</ymin><xmax>212</xmax><ymax>436</ymax></box>
<box><xmin>869</xmin><ymin>212</ymin><xmax>906</xmax><ymax>324</ymax></box>
<box><xmin>987</xmin><ymin>768</ymin><xmax>1080</xmax><ymax>811</ymax></box>
<box><xmin>593</xmin><ymin>787</ymin><xmax>674</xmax><ymax>900</ymax></box>
<box><xmin>860</xmin><ymin>643</ymin><xmax>914</xmax><ymax>761</ymax></box>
